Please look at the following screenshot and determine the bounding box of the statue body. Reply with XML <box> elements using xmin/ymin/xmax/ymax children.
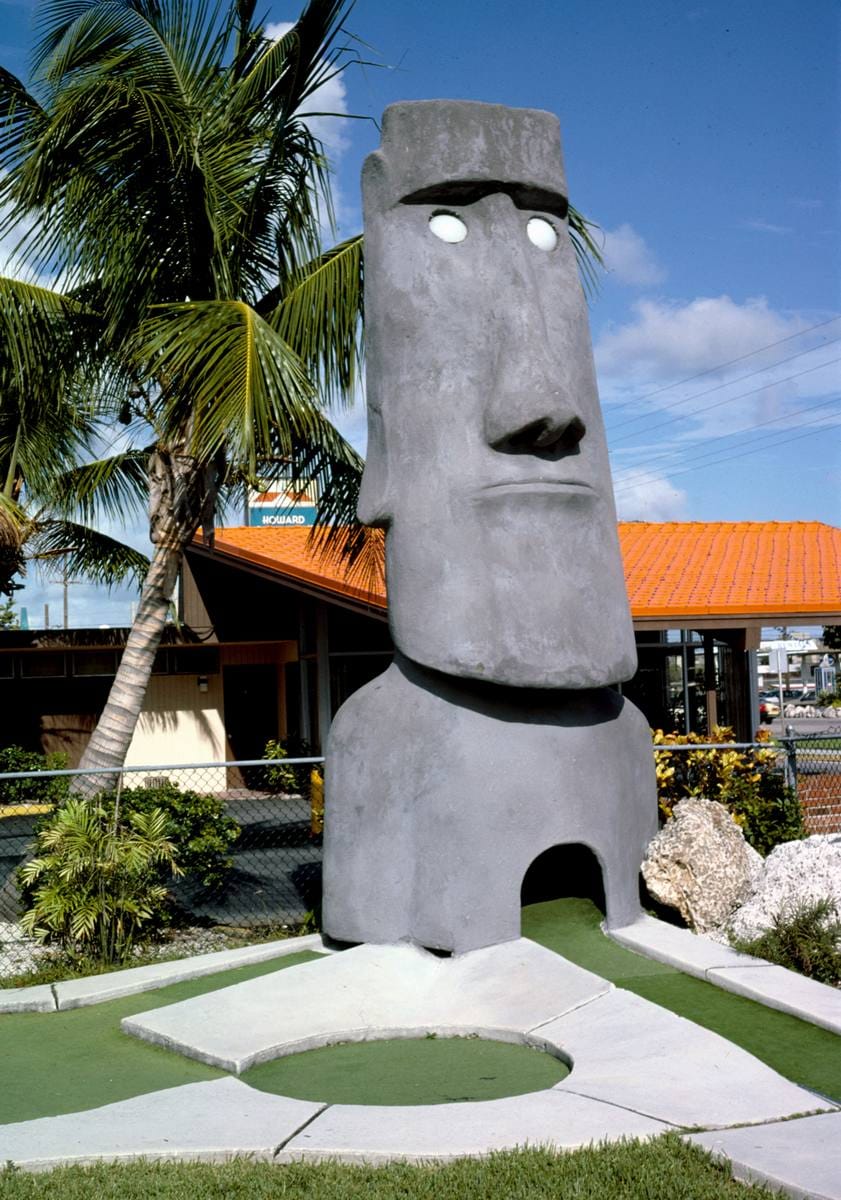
<box><xmin>322</xmin><ymin>101</ymin><xmax>657</xmax><ymax>952</ymax></box>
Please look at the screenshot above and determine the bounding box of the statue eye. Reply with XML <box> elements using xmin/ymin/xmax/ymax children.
<box><xmin>527</xmin><ymin>217</ymin><xmax>558</xmax><ymax>251</ymax></box>
<box><xmin>428</xmin><ymin>212</ymin><xmax>467</xmax><ymax>243</ymax></box>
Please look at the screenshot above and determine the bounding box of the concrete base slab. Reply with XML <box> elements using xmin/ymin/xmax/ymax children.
<box><xmin>0</xmin><ymin>984</ymin><xmax>54</xmax><ymax>1014</ymax></box>
<box><xmin>122</xmin><ymin>938</ymin><xmax>611</xmax><ymax>1073</ymax></box>
<box><xmin>690</xmin><ymin>1111</ymin><xmax>841</xmax><ymax>1200</ymax></box>
<box><xmin>124</xmin><ymin>938</ymin><xmax>831</xmax><ymax>1133</ymax></box>
<box><xmin>0</xmin><ymin>934</ymin><xmax>328</xmax><ymax>1014</ymax></box>
<box><xmin>609</xmin><ymin>916</ymin><xmax>841</xmax><ymax>1036</ymax></box>
<box><xmin>609</xmin><ymin>915</ymin><xmax>757</xmax><ymax>978</ymax></box>
<box><xmin>543</xmin><ymin>989</ymin><xmax>827</xmax><ymax>1128</ymax></box>
<box><xmin>0</xmin><ymin>1078</ymin><xmax>323</xmax><ymax>1171</ymax></box>
<box><xmin>279</xmin><ymin>1090</ymin><xmax>669</xmax><ymax>1164</ymax></box>
<box><xmin>707</xmin><ymin>965</ymin><xmax>841</xmax><ymax>1037</ymax></box>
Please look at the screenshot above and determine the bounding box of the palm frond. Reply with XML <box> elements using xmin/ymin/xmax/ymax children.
<box><xmin>31</xmin><ymin>519</ymin><xmax>149</xmax><ymax>588</ymax></box>
<box><xmin>47</xmin><ymin>449</ymin><xmax>150</xmax><ymax>525</ymax></box>
<box><xmin>569</xmin><ymin>204</ymin><xmax>605</xmax><ymax>298</ymax></box>
<box><xmin>0</xmin><ymin>275</ymin><xmax>90</xmax><ymax>382</ymax></box>
<box><xmin>231</xmin><ymin>0</ymin><xmax>351</xmax><ymax>119</ymax></box>
<box><xmin>275</xmin><ymin>412</ymin><xmax>383</xmax><ymax>592</ymax></box>
<box><xmin>0</xmin><ymin>67</ymin><xmax>47</xmax><ymax>172</ymax></box>
<box><xmin>265</xmin><ymin>234</ymin><xmax>363</xmax><ymax>408</ymax></box>
<box><xmin>132</xmin><ymin>299</ymin><xmax>320</xmax><ymax>469</ymax></box>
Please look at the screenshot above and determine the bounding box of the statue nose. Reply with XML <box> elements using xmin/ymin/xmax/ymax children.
<box><xmin>488</xmin><ymin>412</ymin><xmax>586</xmax><ymax>456</ymax></box>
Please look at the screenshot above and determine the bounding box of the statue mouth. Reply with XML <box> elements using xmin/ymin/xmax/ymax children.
<box><xmin>479</xmin><ymin>480</ymin><xmax>596</xmax><ymax>497</ymax></box>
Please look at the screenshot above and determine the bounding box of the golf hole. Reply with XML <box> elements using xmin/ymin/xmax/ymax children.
<box><xmin>241</xmin><ymin>1034</ymin><xmax>571</xmax><ymax>1106</ymax></box>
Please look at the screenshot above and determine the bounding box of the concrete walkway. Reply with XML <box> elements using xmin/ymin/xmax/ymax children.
<box><xmin>2</xmin><ymin>937</ymin><xmax>839</xmax><ymax>1197</ymax></box>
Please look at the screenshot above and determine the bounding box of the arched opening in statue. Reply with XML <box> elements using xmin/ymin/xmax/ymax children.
<box><xmin>520</xmin><ymin>842</ymin><xmax>606</xmax><ymax>917</ymax></box>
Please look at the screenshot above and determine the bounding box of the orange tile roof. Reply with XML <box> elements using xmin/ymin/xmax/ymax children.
<box><xmin>204</xmin><ymin>521</ymin><xmax>841</xmax><ymax>623</ymax></box>
<box><xmin>619</xmin><ymin>521</ymin><xmax>841</xmax><ymax>619</ymax></box>
<box><xmin>208</xmin><ymin>526</ymin><xmax>387</xmax><ymax>610</ymax></box>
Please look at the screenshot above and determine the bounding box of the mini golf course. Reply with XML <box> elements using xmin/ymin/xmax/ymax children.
<box><xmin>1</xmin><ymin>899</ymin><xmax>839</xmax><ymax>1128</ymax></box>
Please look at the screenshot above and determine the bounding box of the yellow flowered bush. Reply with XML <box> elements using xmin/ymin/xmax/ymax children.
<box><xmin>652</xmin><ymin>725</ymin><xmax>805</xmax><ymax>855</ymax></box>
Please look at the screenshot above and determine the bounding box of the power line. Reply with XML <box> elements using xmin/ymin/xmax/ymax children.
<box><xmin>613</xmin><ymin>406</ymin><xmax>841</xmax><ymax>494</ymax></box>
<box><xmin>614</xmin><ymin>403</ymin><xmax>840</xmax><ymax>492</ymax></box>
<box><xmin>600</xmin><ymin>313</ymin><xmax>841</xmax><ymax>419</ymax></box>
<box><xmin>606</xmin><ymin>336</ymin><xmax>841</xmax><ymax>439</ymax></box>
<box><xmin>612</xmin><ymin>391</ymin><xmax>841</xmax><ymax>482</ymax></box>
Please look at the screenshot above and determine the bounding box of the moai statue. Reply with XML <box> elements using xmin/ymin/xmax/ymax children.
<box><xmin>322</xmin><ymin>101</ymin><xmax>658</xmax><ymax>954</ymax></box>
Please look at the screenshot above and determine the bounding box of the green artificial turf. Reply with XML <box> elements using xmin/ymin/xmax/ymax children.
<box><xmin>0</xmin><ymin>1135</ymin><xmax>778</xmax><ymax>1199</ymax></box>
<box><xmin>0</xmin><ymin>951</ymin><xmax>320</xmax><ymax>1123</ymax></box>
<box><xmin>2</xmin><ymin>899</ymin><xmax>839</xmax><ymax>1130</ymax></box>
<box><xmin>243</xmin><ymin>1035</ymin><xmax>569</xmax><ymax>1105</ymax></box>
<box><xmin>522</xmin><ymin>897</ymin><xmax>841</xmax><ymax>1103</ymax></box>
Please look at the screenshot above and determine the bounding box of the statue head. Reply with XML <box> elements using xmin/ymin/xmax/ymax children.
<box><xmin>359</xmin><ymin>101</ymin><xmax>636</xmax><ymax>688</ymax></box>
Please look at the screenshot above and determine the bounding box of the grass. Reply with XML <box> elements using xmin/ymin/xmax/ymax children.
<box><xmin>0</xmin><ymin>951</ymin><xmax>321</xmax><ymax>1123</ymax></box>
<box><xmin>522</xmin><ymin>897</ymin><xmax>841</xmax><ymax>1102</ymax></box>
<box><xmin>0</xmin><ymin>1135</ymin><xmax>779</xmax><ymax>1198</ymax></box>
<box><xmin>243</xmin><ymin>1035</ymin><xmax>569</xmax><ymax>1105</ymax></box>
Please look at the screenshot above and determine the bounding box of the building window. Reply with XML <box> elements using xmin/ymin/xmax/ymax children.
<box><xmin>20</xmin><ymin>652</ymin><xmax>67</xmax><ymax>678</ymax></box>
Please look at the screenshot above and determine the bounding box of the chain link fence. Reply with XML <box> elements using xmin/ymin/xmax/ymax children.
<box><xmin>0</xmin><ymin>758</ymin><xmax>324</xmax><ymax>984</ymax></box>
<box><xmin>1</xmin><ymin>738</ymin><xmax>839</xmax><ymax>983</ymax></box>
<box><xmin>785</xmin><ymin>724</ymin><xmax>841</xmax><ymax>836</ymax></box>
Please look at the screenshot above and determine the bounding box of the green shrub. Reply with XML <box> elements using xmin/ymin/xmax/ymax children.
<box><xmin>117</xmin><ymin>783</ymin><xmax>240</xmax><ymax>893</ymax></box>
<box><xmin>0</xmin><ymin>745</ymin><xmax>69</xmax><ymax>810</ymax></box>
<box><xmin>263</xmin><ymin>738</ymin><xmax>298</xmax><ymax>793</ymax></box>
<box><xmin>264</xmin><ymin>736</ymin><xmax>315</xmax><ymax>797</ymax></box>
<box><xmin>730</xmin><ymin>898</ymin><xmax>841</xmax><ymax>985</ymax></box>
<box><xmin>653</xmin><ymin>726</ymin><xmax>805</xmax><ymax>855</ymax></box>
<box><xmin>721</xmin><ymin>771</ymin><xmax>806</xmax><ymax>857</ymax></box>
<box><xmin>18</xmin><ymin>796</ymin><xmax>181</xmax><ymax>965</ymax></box>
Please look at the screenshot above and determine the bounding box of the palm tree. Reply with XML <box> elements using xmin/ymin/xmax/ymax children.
<box><xmin>0</xmin><ymin>277</ymin><xmax>148</xmax><ymax>604</ymax></box>
<box><xmin>0</xmin><ymin>0</ymin><xmax>364</xmax><ymax>777</ymax></box>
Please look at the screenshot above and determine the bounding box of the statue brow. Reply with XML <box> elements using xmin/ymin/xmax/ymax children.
<box><xmin>399</xmin><ymin>180</ymin><xmax>568</xmax><ymax>219</ymax></box>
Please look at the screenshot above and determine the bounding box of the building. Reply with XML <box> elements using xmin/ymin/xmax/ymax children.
<box><xmin>183</xmin><ymin>519</ymin><xmax>841</xmax><ymax>752</ymax></box>
<box><xmin>2</xmin><ymin>520</ymin><xmax>839</xmax><ymax>768</ymax></box>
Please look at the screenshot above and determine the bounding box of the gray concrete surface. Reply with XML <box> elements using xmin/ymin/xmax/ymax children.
<box><xmin>325</xmin><ymin>99</ymin><xmax>657</xmax><ymax>956</ymax></box>
<box><xmin>610</xmin><ymin>915</ymin><xmax>841</xmax><ymax>1036</ymax></box>
<box><xmin>0</xmin><ymin>934</ymin><xmax>326</xmax><ymax>1014</ymax></box>
<box><xmin>123</xmin><ymin>939</ymin><xmax>832</xmax><ymax>1130</ymax></box>
<box><xmin>122</xmin><ymin>938</ymin><xmax>611</xmax><ymax>1073</ymax></box>
<box><xmin>690</xmin><ymin>1111</ymin><xmax>841</xmax><ymax>1200</ymax></box>
<box><xmin>3</xmin><ymin>942</ymin><xmax>837</xmax><ymax>1181</ymax></box>
<box><xmin>323</xmin><ymin>657</ymin><xmax>657</xmax><ymax>952</ymax></box>
<box><xmin>0</xmin><ymin>983</ymin><xmax>54</xmax><ymax>1013</ymax></box>
<box><xmin>546</xmin><ymin>988</ymin><xmax>826</xmax><ymax>1128</ymax></box>
<box><xmin>0</xmin><ymin>1078</ymin><xmax>323</xmax><ymax>1170</ymax></box>
<box><xmin>358</xmin><ymin>101</ymin><xmax>636</xmax><ymax>688</ymax></box>
<box><xmin>610</xmin><ymin>915</ymin><xmax>765</xmax><ymax>977</ymax></box>
<box><xmin>707</xmin><ymin>963</ymin><xmax>841</xmax><ymax>1036</ymax></box>
<box><xmin>279</xmin><ymin>1090</ymin><xmax>668</xmax><ymax>1164</ymax></box>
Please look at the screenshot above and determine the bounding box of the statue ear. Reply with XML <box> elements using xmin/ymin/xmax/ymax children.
<box><xmin>357</xmin><ymin>406</ymin><xmax>392</xmax><ymax>528</ymax></box>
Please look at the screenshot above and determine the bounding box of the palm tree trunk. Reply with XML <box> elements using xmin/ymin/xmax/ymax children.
<box><xmin>76</xmin><ymin>540</ymin><xmax>183</xmax><ymax>790</ymax></box>
<box><xmin>76</xmin><ymin>444</ymin><xmax>217</xmax><ymax>791</ymax></box>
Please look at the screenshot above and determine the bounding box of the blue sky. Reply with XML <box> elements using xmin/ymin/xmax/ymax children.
<box><xmin>2</xmin><ymin>0</ymin><xmax>839</xmax><ymax>627</ymax></box>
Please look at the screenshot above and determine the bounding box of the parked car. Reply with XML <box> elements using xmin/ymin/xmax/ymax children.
<box><xmin>759</xmin><ymin>696</ymin><xmax>780</xmax><ymax>724</ymax></box>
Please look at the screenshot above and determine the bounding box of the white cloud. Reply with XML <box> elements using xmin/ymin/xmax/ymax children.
<box><xmin>596</xmin><ymin>296</ymin><xmax>841</xmax><ymax>505</ymax></box>
<box><xmin>595</xmin><ymin>295</ymin><xmax>811</xmax><ymax>384</ymax></box>
<box><xmin>264</xmin><ymin>21</ymin><xmax>350</xmax><ymax>163</ymax></box>
<box><xmin>611</xmin><ymin>469</ymin><xmax>688</xmax><ymax>521</ymax></box>
<box><xmin>741</xmin><ymin>219</ymin><xmax>791</xmax><ymax>235</ymax></box>
<box><xmin>600</xmin><ymin>223</ymin><xmax>666</xmax><ymax>287</ymax></box>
